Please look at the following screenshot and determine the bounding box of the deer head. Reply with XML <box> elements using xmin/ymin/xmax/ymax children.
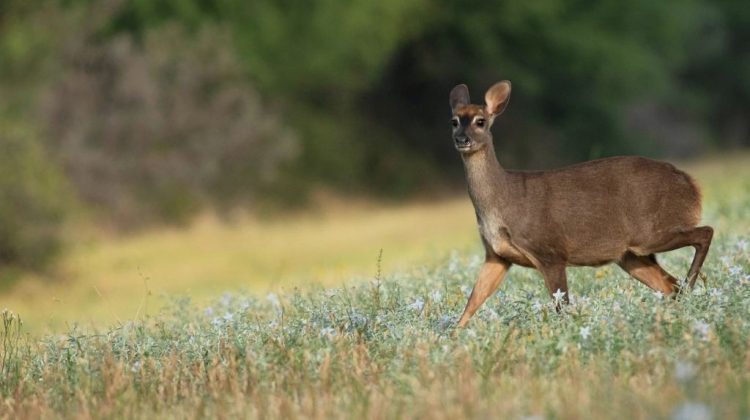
<box><xmin>449</xmin><ymin>81</ymin><xmax>511</xmax><ymax>154</ymax></box>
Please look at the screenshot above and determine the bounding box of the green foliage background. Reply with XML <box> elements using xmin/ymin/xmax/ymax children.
<box><xmin>0</xmin><ymin>120</ymin><xmax>70</xmax><ymax>270</ymax></box>
<box><xmin>84</xmin><ymin>0</ymin><xmax>750</xmax><ymax>180</ymax></box>
<box><xmin>1</xmin><ymin>0</ymin><xmax>749</xmax><ymax>268</ymax></box>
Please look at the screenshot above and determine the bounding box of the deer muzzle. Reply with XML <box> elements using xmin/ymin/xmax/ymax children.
<box><xmin>454</xmin><ymin>135</ymin><xmax>471</xmax><ymax>150</ymax></box>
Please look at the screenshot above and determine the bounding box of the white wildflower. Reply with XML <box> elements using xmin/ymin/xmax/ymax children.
<box><xmin>579</xmin><ymin>326</ymin><xmax>591</xmax><ymax>340</ymax></box>
<box><xmin>239</xmin><ymin>300</ymin><xmax>251</xmax><ymax>311</ymax></box>
<box><xmin>728</xmin><ymin>265</ymin><xmax>743</xmax><ymax>277</ymax></box>
<box><xmin>349</xmin><ymin>313</ymin><xmax>368</xmax><ymax>329</ymax></box>
<box><xmin>430</xmin><ymin>290</ymin><xmax>443</xmax><ymax>303</ymax></box>
<box><xmin>222</xmin><ymin>312</ymin><xmax>234</xmax><ymax>322</ymax></box>
<box><xmin>407</xmin><ymin>298</ymin><xmax>425</xmax><ymax>312</ymax></box>
<box><xmin>552</xmin><ymin>289</ymin><xmax>566</xmax><ymax>303</ymax></box>
<box><xmin>460</xmin><ymin>285</ymin><xmax>471</xmax><ymax>296</ymax></box>
<box><xmin>737</xmin><ymin>238</ymin><xmax>748</xmax><ymax>252</ymax></box>
<box><xmin>671</xmin><ymin>401</ymin><xmax>712</xmax><ymax>420</ymax></box>
<box><xmin>654</xmin><ymin>291</ymin><xmax>665</xmax><ymax>299</ymax></box>
<box><xmin>484</xmin><ymin>308</ymin><xmax>500</xmax><ymax>320</ymax></box>
<box><xmin>612</xmin><ymin>301</ymin><xmax>622</xmax><ymax>312</ymax></box>
<box><xmin>531</xmin><ymin>299</ymin><xmax>543</xmax><ymax>313</ymax></box>
<box><xmin>575</xmin><ymin>295</ymin><xmax>590</xmax><ymax>307</ymax></box>
<box><xmin>438</xmin><ymin>315</ymin><xmax>455</xmax><ymax>330</ymax></box>
<box><xmin>220</xmin><ymin>293</ymin><xmax>232</xmax><ymax>306</ymax></box>
<box><xmin>204</xmin><ymin>306</ymin><xmax>214</xmax><ymax>317</ymax></box>
<box><xmin>319</xmin><ymin>327</ymin><xmax>336</xmax><ymax>338</ymax></box>
<box><xmin>719</xmin><ymin>255</ymin><xmax>732</xmax><ymax>267</ymax></box>
<box><xmin>266</xmin><ymin>293</ymin><xmax>281</xmax><ymax>309</ymax></box>
<box><xmin>692</xmin><ymin>320</ymin><xmax>711</xmax><ymax>341</ymax></box>
<box><xmin>447</xmin><ymin>257</ymin><xmax>460</xmax><ymax>273</ymax></box>
<box><xmin>674</xmin><ymin>361</ymin><xmax>697</xmax><ymax>383</ymax></box>
<box><xmin>130</xmin><ymin>360</ymin><xmax>142</xmax><ymax>373</ymax></box>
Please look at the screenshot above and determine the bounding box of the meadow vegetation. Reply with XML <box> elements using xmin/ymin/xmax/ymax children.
<box><xmin>1</xmin><ymin>155</ymin><xmax>749</xmax><ymax>419</ymax></box>
<box><xmin>2</xmin><ymin>199</ymin><xmax>478</xmax><ymax>333</ymax></box>
<box><xmin>2</xmin><ymin>1</ymin><xmax>750</xmax><ymax>417</ymax></box>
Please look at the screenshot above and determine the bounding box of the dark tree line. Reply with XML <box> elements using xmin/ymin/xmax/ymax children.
<box><xmin>1</xmin><ymin>0</ymin><xmax>748</xmax><ymax>269</ymax></box>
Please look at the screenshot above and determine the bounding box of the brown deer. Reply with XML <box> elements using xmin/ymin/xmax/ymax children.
<box><xmin>450</xmin><ymin>81</ymin><xmax>713</xmax><ymax>327</ymax></box>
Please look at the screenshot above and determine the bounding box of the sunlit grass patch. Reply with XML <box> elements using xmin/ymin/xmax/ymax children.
<box><xmin>3</xmin><ymin>199</ymin><xmax>479</xmax><ymax>333</ymax></box>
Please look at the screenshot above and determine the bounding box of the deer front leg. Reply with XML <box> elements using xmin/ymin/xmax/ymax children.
<box><xmin>457</xmin><ymin>258</ymin><xmax>511</xmax><ymax>327</ymax></box>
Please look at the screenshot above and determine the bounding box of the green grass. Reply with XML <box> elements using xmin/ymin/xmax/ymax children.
<box><xmin>1</xmin><ymin>154</ymin><xmax>750</xmax><ymax>418</ymax></box>
<box><xmin>1</xmin><ymin>238</ymin><xmax>749</xmax><ymax>418</ymax></box>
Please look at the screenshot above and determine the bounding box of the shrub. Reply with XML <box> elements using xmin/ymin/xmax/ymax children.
<box><xmin>41</xmin><ymin>24</ymin><xmax>296</xmax><ymax>228</ymax></box>
<box><xmin>0</xmin><ymin>122</ymin><xmax>70</xmax><ymax>270</ymax></box>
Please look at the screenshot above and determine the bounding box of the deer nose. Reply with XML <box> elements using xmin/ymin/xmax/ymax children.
<box><xmin>455</xmin><ymin>135</ymin><xmax>469</xmax><ymax>145</ymax></box>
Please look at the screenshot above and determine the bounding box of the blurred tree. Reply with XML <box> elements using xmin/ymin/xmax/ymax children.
<box><xmin>0</xmin><ymin>122</ymin><xmax>71</xmax><ymax>270</ymax></box>
<box><xmin>74</xmin><ymin>0</ymin><xmax>749</xmax><ymax>187</ymax></box>
<box><xmin>2</xmin><ymin>0</ymin><xmax>750</xmax><ymax>231</ymax></box>
<box><xmin>41</xmin><ymin>23</ymin><xmax>296</xmax><ymax>228</ymax></box>
<box><xmin>680</xmin><ymin>0</ymin><xmax>750</xmax><ymax>148</ymax></box>
<box><xmin>0</xmin><ymin>1</ymin><xmax>76</xmax><ymax>272</ymax></box>
<box><xmin>220</xmin><ymin>0</ymin><xmax>428</xmax><ymax>102</ymax></box>
<box><xmin>96</xmin><ymin>0</ymin><xmax>434</xmax><ymax>195</ymax></box>
<box><xmin>365</xmin><ymin>0</ymin><xmax>712</xmax><ymax>168</ymax></box>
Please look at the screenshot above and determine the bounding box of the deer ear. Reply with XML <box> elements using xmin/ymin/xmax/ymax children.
<box><xmin>485</xmin><ymin>81</ymin><xmax>512</xmax><ymax>116</ymax></box>
<box><xmin>450</xmin><ymin>84</ymin><xmax>470</xmax><ymax>112</ymax></box>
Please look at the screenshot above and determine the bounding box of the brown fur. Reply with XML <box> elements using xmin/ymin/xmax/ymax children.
<box><xmin>450</xmin><ymin>81</ymin><xmax>713</xmax><ymax>327</ymax></box>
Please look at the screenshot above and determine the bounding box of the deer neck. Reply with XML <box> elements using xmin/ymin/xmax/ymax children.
<box><xmin>461</xmin><ymin>141</ymin><xmax>510</xmax><ymax>218</ymax></box>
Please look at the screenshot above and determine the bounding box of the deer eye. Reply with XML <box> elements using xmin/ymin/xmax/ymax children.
<box><xmin>475</xmin><ymin>118</ymin><xmax>486</xmax><ymax>128</ymax></box>
<box><xmin>451</xmin><ymin>118</ymin><xmax>459</xmax><ymax>128</ymax></box>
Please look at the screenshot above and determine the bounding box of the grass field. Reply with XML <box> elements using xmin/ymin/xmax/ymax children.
<box><xmin>1</xmin><ymin>154</ymin><xmax>750</xmax><ymax>418</ymax></box>
<box><xmin>3</xmin><ymin>199</ymin><xmax>480</xmax><ymax>334</ymax></box>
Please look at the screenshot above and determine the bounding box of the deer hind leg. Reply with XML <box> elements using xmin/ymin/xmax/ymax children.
<box><xmin>618</xmin><ymin>252</ymin><xmax>679</xmax><ymax>295</ymax></box>
<box><xmin>640</xmin><ymin>226</ymin><xmax>714</xmax><ymax>290</ymax></box>
<box><xmin>457</xmin><ymin>259</ymin><xmax>511</xmax><ymax>327</ymax></box>
<box><xmin>685</xmin><ymin>226</ymin><xmax>713</xmax><ymax>288</ymax></box>
<box><xmin>537</xmin><ymin>263</ymin><xmax>569</xmax><ymax>310</ymax></box>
